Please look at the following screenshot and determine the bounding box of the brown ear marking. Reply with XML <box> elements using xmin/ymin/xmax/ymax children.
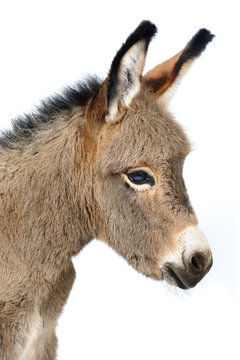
<box><xmin>142</xmin><ymin>28</ymin><xmax>215</xmax><ymax>98</ymax></box>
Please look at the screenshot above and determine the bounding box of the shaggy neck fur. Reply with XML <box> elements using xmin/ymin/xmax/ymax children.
<box><xmin>0</xmin><ymin>105</ymin><xmax>99</xmax><ymax>278</ymax></box>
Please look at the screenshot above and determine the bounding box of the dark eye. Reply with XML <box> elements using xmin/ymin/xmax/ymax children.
<box><xmin>127</xmin><ymin>170</ymin><xmax>155</xmax><ymax>186</ymax></box>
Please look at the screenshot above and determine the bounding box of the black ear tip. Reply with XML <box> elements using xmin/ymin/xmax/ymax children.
<box><xmin>196</xmin><ymin>28</ymin><xmax>215</xmax><ymax>44</ymax></box>
<box><xmin>127</xmin><ymin>20</ymin><xmax>158</xmax><ymax>49</ymax></box>
<box><xmin>138</xmin><ymin>20</ymin><xmax>158</xmax><ymax>38</ymax></box>
<box><xmin>187</xmin><ymin>28</ymin><xmax>215</xmax><ymax>57</ymax></box>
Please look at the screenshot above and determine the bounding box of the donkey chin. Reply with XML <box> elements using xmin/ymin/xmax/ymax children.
<box><xmin>161</xmin><ymin>225</ymin><xmax>213</xmax><ymax>289</ymax></box>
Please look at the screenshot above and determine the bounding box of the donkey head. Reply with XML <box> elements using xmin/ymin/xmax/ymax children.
<box><xmin>85</xmin><ymin>21</ymin><xmax>213</xmax><ymax>289</ymax></box>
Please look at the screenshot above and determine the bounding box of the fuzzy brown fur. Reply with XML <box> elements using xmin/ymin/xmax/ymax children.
<box><xmin>0</xmin><ymin>21</ymin><xmax>213</xmax><ymax>359</ymax></box>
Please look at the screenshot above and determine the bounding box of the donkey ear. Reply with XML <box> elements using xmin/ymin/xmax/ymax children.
<box><xmin>105</xmin><ymin>21</ymin><xmax>157</xmax><ymax>122</ymax></box>
<box><xmin>142</xmin><ymin>29</ymin><xmax>214</xmax><ymax>102</ymax></box>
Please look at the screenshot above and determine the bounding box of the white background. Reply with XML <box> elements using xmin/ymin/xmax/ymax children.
<box><xmin>0</xmin><ymin>1</ymin><xmax>239</xmax><ymax>359</ymax></box>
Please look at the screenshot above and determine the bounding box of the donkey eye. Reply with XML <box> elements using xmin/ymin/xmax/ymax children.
<box><xmin>127</xmin><ymin>170</ymin><xmax>155</xmax><ymax>186</ymax></box>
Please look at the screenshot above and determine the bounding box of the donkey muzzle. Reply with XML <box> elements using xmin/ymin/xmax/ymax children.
<box><xmin>163</xmin><ymin>252</ymin><xmax>213</xmax><ymax>289</ymax></box>
<box><xmin>162</xmin><ymin>225</ymin><xmax>213</xmax><ymax>289</ymax></box>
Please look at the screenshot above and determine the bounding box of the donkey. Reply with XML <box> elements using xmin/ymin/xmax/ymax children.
<box><xmin>0</xmin><ymin>21</ymin><xmax>214</xmax><ymax>359</ymax></box>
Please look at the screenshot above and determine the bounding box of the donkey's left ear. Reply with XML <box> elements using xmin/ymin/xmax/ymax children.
<box><xmin>105</xmin><ymin>21</ymin><xmax>157</xmax><ymax>122</ymax></box>
<box><xmin>142</xmin><ymin>29</ymin><xmax>214</xmax><ymax>103</ymax></box>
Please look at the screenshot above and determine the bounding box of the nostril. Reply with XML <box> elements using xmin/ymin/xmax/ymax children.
<box><xmin>190</xmin><ymin>253</ymin><xmax>206</xmax><ymax>272</ymax></box>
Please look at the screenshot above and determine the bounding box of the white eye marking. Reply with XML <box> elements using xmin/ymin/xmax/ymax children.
<box><xmin>122</xmin><ymin>167</ymin><xmax>156</xmax><ymax>191</ymax></box>
<box><xmin>122</xmin><ymin>175</ymin><xmax>152</xmax><ymax>191</ymax></box>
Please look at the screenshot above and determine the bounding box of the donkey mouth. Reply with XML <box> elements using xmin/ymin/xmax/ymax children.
<box><xmin>163</xmin><ymin>266</ymin><xmax>189</xmax><ymax>289</ymax></box>
<box><xmin>162</xmin><ymin>262</ymin><xmax>212</xmax><ymax>290</ymax></box>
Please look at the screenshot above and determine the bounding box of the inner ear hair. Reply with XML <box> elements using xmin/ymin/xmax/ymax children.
<box><xmin>105</xmin><ymin>21</ymin><xmax>157</xmax><ymax>123</ymax></box>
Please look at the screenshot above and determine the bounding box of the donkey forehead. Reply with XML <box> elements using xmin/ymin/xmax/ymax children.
<box><xmin>98</xmin><ymin>91</ymin><xmax>191</xmax><ymax>170</ymax></box>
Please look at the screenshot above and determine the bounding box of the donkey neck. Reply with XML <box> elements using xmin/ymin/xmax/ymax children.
<box><xmin>0</xmin><ymin>108</ymin><xmax>98</xmax><ymax>274</ymax></box>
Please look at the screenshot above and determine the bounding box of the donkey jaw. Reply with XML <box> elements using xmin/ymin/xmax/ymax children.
<box><xmin>161</xmin><ymin>225</ymin><xmax>213</xmax><ymax>289</ymax></box>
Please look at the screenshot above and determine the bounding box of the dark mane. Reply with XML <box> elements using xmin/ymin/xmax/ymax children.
<box><xmin>0</xmin><ymin>75</ymin><xmax>102</xmax><ymax>150</ymax></box>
